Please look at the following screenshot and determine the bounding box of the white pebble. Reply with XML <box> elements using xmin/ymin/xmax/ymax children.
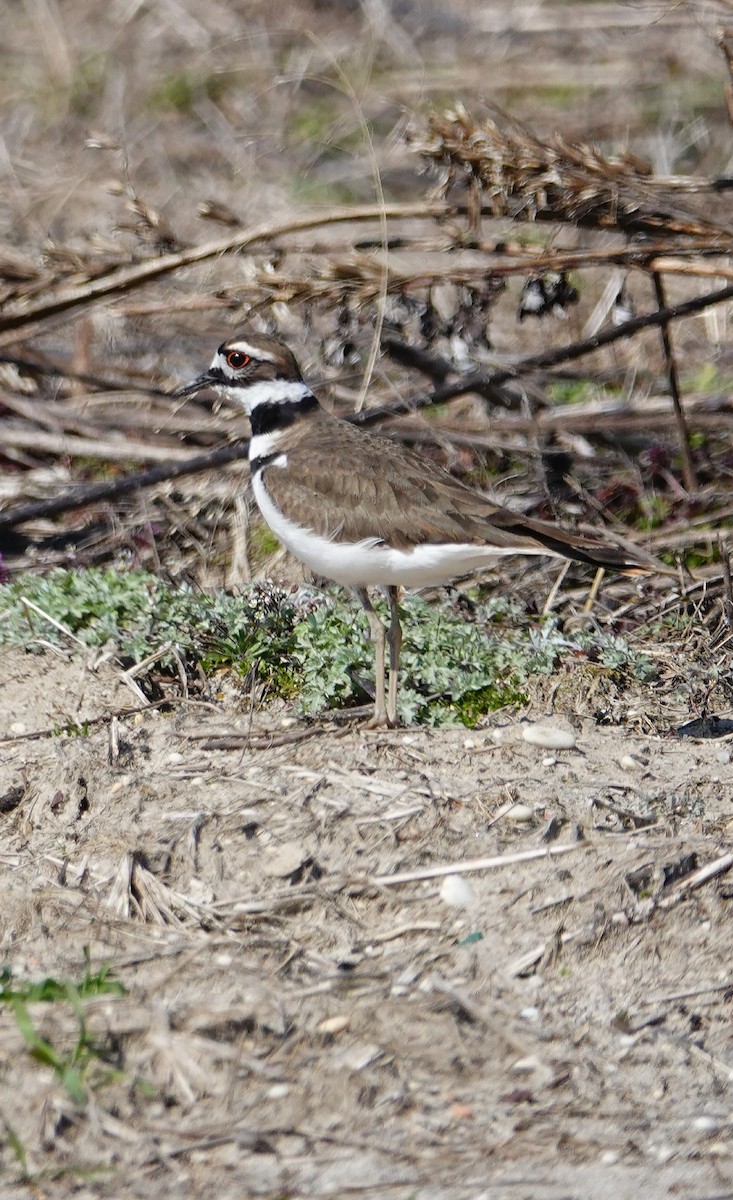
<box><xmin>521</xmin><ymin>724</ymin><xmax>576</xmax><ymax>750</ymax></box>
<box><xmin>439</xmin><ymin>874</ymin><xmax>475</xmax><ymax>908</ymax></box>
<box><xmin>542</xmin><ymin>755</ymin><xmax>557</xmax><ymax>767</ymax></box>
<box><xmin>263</xmin><ymin>842</ymin><xmax>308</xmax><ymax>879</ymax></box>
<box><xmin>167</xmin><ymin>751</ymin><xmax>184</xmax><ymax>765</ymax></box>
<box><xmin>338</xmin><ymin>1043</ymin><xmax>380</xmax><ymax>1072</ymax></box>
<box><xmin>651</xmin><ymin>1143</ymin><xmax>674</xmax><ymax>1164</ymax></box>
<box><xmin>463</xmin><ymin>738</ymin><xmax>476</xmax><ymax>750</ymax></box>
<box><xmin>317</xmin><ymin>1015</ymin><xmax>349</xmax><ymax>1036</ymax></box>
<box><xmin>717</xmin><ymin>749</ymin><xmax>731</xmax><ymax>765</ymax></box>
<box><xmin>693</xmin><ymin>1115</ymin><xmax>720</xmax><ymax>1136</ymax></box>
<box><xmin>520</xmin><ymin>1006</ymin><xmax>540</xmax><ymax>1022</ymax></box>
<box><xmin>187</xmin><ymin>877</ymin><xmax>214</xmax><ymax>903</ymax></box>
<box><xmin>505</xmin><ymin>803</ymin><xmax>534</xmax><ymax>824</ymax></box>
<box><xmin>9</xmin><ymin>722</ymin><xmax>27</xmax><ymax>735</ymax></box>
<box><xmin>620</xmin><ymin>754</ymin><xmax>643</xmax><ymax>771</ymax></box>
<box><xmin>267</xmin><ymin>1083</ymin><xmax>290</xmax><ymax>1099</ymax></box>
<box><xmin>600</xmin><ymin>1150</ymin><xmax>620</xmax><ymax>1165</ymax></box>
<box><xmin>512</xmin><ymin>1054</ymin><xmax>541</xmax><ymax>1073</ymax></box>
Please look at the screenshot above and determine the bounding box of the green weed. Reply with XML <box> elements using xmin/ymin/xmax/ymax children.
<box><xmin>0</xmin><ymin>958</ymin><xmax>126</xmax><ymax>1105</ymax></box>
<box><xmin>547</xmin><ymin>378</ymin><xmax>600</xmax><ymax>406</ymax></box>
<box><xmin>248</xmin><ymin>523</ymin><xmax>283</xmax><ymax>569</ymax></box>
<box><xmin>151</xmin><ymin>70</ymin><xmax>232</xmax><ymax>112</ymax></box>
<box><xmin>0</xmin><ymin>960</ymin><xmax>125</xmax><ymax>1005</ymax></box>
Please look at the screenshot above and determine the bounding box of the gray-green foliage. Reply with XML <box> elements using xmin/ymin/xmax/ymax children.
<box><xmin>0</xmin><ymin>568</ymin><xmax>654</xmax><ymax>725</ymax></box>
<box><xmin>0</xmin><ymin>568</ymin><xmax>299</xmax><ymax>687</ymax></box>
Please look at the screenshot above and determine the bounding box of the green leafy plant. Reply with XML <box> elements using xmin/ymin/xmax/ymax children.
<box><xmin>0</xmin><ymin>960</ymin><xmax>125</xmax><ymax>1004</ymax></box>
<box><xmin>0</xmin><ymin>569</ymin><xmax>655</xmax><ymax>726</ymax></box>
<box><xmin>0</xmin><ymin>958</ymin><xmax>126</xmax><ymax>1105</ymax></box>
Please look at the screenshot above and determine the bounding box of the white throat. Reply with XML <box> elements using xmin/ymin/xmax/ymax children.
<box><xmin>220</xmin><ymin>378</ymin><xmax>310</xmax><ymax>415</ymax></box>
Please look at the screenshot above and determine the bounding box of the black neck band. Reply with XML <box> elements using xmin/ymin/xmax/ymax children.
<box><xmin>249</xmin><ymin>392</ymin><xmax>317</xmax><ymax>436</ymax></box>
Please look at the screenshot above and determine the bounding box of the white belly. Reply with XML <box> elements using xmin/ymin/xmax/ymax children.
<box><xmin>252</xmin><ymin>473</ymin><xmax>557</xmax><ymax>587</ymax></box>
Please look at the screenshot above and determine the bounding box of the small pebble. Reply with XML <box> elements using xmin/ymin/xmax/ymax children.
<box><xmin>717</xmin><ymin>749</ymin><xmax>731</xmax><ymax>765</ymax></box>
<box><xmin>619</xmin><ymin>754</ymin><xmax>643</xmax><ymax>771</ymax></box>
<box><xmin>108</xmin><ymin>776</ymin><xmax>131</xmax><ymax>796</ymax></box>
<box><xmin>541</xmin><ymin>756</ymin><xmax>557</xmax><ymax>767</ymax></box>
<box><xmin>439</xmin><ymin>874</ymin><xmax>475</xmax><ymax>908</ymax></box>
<box><xmin>505</xmin><ymin>803</ymin><xmax>534</xmax><ymax>824</ymax></box>
<box><xmin>337</xmin><ymin>1043</ymin><xmax>381</xmax><ymax>1072</ymax></box>
<box><xmin>317</xmin><ymin>1015</ymin><xmax>350</xmax><ymax>1036</ymax></box>
<box><xmin>463</xmin><ymin>738</ymin><xmax>476</xmax><ymax>750</ymax></box>
<box><xmin>9</xmin><ymin>721</ymin><xmax>27</xmax><ymax>735</ymax></box>
<box><xmin>187</xmin><ymin>877</ymin><xmax>214</xmax><ymax>903</ymax></box>
<box><xmin>600</xmin><ymin>1150</ymin><xmax>620</xmax><ymax>1166</ymax></box>
<box><xmin>267</xmin><ymin>1083</ymin><xmax>290</xmax><ymax>1099</ymax></box>
<box><xmin>511</xmin><ymin>1054</ymin><xmax>542</xmax><ymax>1074</ymax></box>
<box><xmin>167</xmin><ymin>751</ymin><xmax>184</xmax><ymax>765</ymax></box>
<box><xmin>263</xmin><ymin>842</ymin><xmax>308</xmax><ymax>879</ymax></box>
<box><xmin>215</xmin><ymin>953</ymin><xmax>233</xmax><ymax>968</ymax></box>
<box><xmin>521</xmin><ymin>724</ymin><xmax>576</xmax><ymax>751</ymax></box>
<box><xmin>693</xmin><ymin>1115</ymin><xmax>720</xmax><ymax>1136</ymax></box>
<box><xmin>650</xmin><ymin>1143</ymin><xmax>674</xmax><ymax>1164</ymax></box>
<box><xmin>520</xmin><ymin>1006</ymin><xmax>540</xmax><ymax>1023</ymax></box>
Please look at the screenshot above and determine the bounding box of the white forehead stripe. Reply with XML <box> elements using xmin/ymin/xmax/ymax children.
<box><xmin>228</xmin><ymin>340</ymin><xmax>277</xmax><ymax>362</ymax></box>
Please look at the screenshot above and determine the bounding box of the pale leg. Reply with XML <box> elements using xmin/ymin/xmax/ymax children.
<box><xmin>386</xmin><ymin>585</ymin><xmax>402</xmax><ymax>726</ymax></box>
<box><xmin>354</xmin><ymin>586</ymin><xmax>387</xmax><ymax>725</ymax></box>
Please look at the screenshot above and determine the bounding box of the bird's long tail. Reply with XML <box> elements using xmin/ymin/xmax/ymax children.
<box><xmin>490</xmin><ymin>510</ymin><xmax>663</xmax><ymax>576</ymax></box>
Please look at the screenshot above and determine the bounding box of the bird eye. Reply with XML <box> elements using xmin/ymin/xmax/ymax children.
<box><xmin>226</xmin><ymin>350</ymin><xmax>250</xmax><ymax>369</ymax></box>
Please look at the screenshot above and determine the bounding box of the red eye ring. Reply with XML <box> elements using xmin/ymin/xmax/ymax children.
<box><xmin>226</xmin><ymin>350</ymin><xmax>250</xmax><ymax>369</ymax></box>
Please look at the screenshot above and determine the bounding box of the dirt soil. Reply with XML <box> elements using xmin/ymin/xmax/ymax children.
<box><xmin>1</xmin><ymin>646</ymin><xmax>733</xmax><ymax>1198</ymax></box>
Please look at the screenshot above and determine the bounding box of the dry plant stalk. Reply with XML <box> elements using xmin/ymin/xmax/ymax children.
<box><xmin>418</xmin><ymin>105</ymin><xmax>730</xmax><ymax>240</ymax></box>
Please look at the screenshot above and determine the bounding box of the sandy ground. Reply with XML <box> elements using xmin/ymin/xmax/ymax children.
<box><xmin>1</xmin><ymin>646</ymin><xmax>733</xmax><ymax>1198</ymax></box>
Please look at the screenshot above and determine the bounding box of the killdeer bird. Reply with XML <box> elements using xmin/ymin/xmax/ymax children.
<box><xmin>173</xmin><ymin>332</ymin><xmax>650</xmax><ymax>726</ymax></box>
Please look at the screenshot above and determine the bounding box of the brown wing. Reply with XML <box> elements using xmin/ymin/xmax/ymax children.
<box><xmin>264</xmin><ymin>411</ymin><xmax>651</xmax><ymax>573</ymax></box>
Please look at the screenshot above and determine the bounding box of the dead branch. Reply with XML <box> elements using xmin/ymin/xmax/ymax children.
<box><xmin>0</xmin><ymin>441</ymin><xmax>249</xmax><ymax>533</ymax></box>
<box><xmin>0</xmin><ymin>202</ymin><xmax>448</xmax><ymax>342</ymax></box>
<box><xmin>651</xmin><ymin>271</ymin><xmax>696</xmax><ymax>491</ymax></box>
<box><xmin>357</xmin><ymin>280</ymin><xmax>733</xmax><ymax>424</ymax></box>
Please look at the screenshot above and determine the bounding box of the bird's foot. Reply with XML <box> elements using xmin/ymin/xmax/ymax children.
<box><xmin>364</xmin><ymin>705</ymin><xmax>399</xmax><ymax>730</ymax></box>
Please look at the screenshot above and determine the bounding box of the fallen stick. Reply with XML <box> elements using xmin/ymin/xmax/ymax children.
<box><xmin>656</xmin><ymin>851</ymin><xmax>733</xmax><ymax>910</ymax></box>
<box><xmin>371</xmin><ymin>841</ymin><xmax>582</xmax><ymax>887</ymax></box>
<box><xmin>0</xmin><ymin>441</ymin><xmax>249</xmax><ymax>532</ymax></box>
